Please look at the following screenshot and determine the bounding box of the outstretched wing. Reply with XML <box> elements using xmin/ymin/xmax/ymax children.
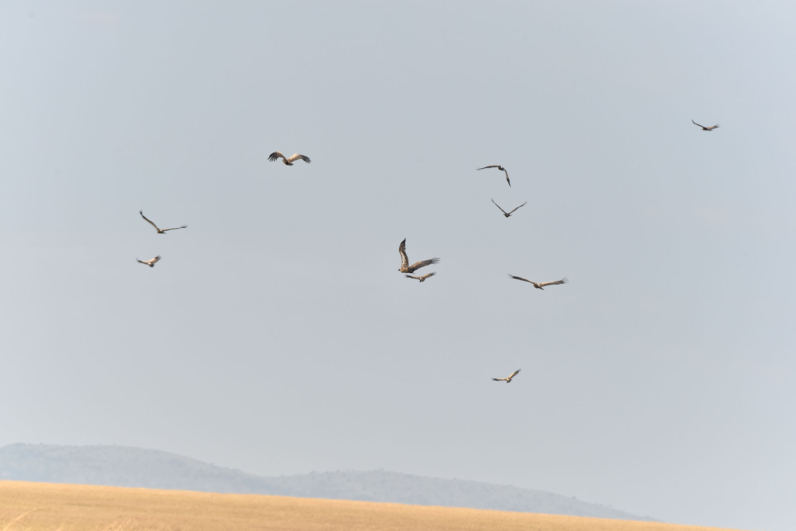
<box><xmin>706</xmin><ymin>124</ymin><xmax>720</xmax><ymax>130</ymax></box>
<box><xmin>268</xmin><ymin>151</ymin><xmax>286</xmax><ymax>162</ymax></box>
<box><xmin>409</xmin><ymin>258</ymin><xmax>440</xmax><ymax>272</ymax></box>
<box><xmin>405</xmin><ymin>275</ymin><xmax>420</xmax><ymax>280</ymax></box>
<box><xmin>491</xmin><ymin>198</ymin><xmax>508</xmax><ymax>215</ymax></box>
<box><xmin>286</xmin><ymin>153</ymin><xmax>311</xmax><ymax>164</ymax></box>
<box><xmin>503</xmin><ymin>168</ymin><xmax>511</xmax><ymax>187</ymax></box>
<box><xmin>509</xmin><ymin>369</ymin><xmax>521</xmax><ymax>379</ymax></box>
<box><xmin>139</xmin><ymin>211</ymin><xmax>161</xmax><ymax>231</ymax></box>
<box><xmin>477</xmin><ymin>165</ymin><xmax>500</xmax><ymax>170</ymax></box>
<box><xmin>538</xmin><ymin>277</ymin><xmax>568</xmax><ymax>288</ymax></box>
<box><xmin>508</xmin><ymin>274</ymin><xmax>534</xmax><ymax>284</ymax></box>
<box><xmin>507</xmin><ymin>201</ymin><xmax>527</xmax><ymax>215</ymax></box>
<box><xmin>492</xmin><ymin>377</ymin><xmax>507</xmax><ymax>382</ymax></box>
<box><xmin>161</xmin><ymin>225</ymin><xmax>187</xmax><ymax>232</ymax></box>
<box><xmin>419</xmin><ymin>272</ymin><xmax>436</xmax><ymax>280</ymax></box>
<box><xmin>399</xmin><ymin>239</ymin><xmax>409</xmax><ymax>269</ymax></box>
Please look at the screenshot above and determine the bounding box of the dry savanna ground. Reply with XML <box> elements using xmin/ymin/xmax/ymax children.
<box><xmin>0</xmin><ymin>480</ymin><xmax>747</xmax><ymax>531</ymax></box>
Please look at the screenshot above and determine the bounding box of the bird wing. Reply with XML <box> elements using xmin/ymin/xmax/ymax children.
<box><xmin>509</xmin><ymin>369</ymin><xmax>521</xmax><ymax>379</ymax></box>
<box><xmin>286</xmin><ymin>153</ymin><xmax>311</xmax><ymax>164</ymax></box>
<box><xmin>707</xmin><ymin>124</ymin><xmax>720</xmax><ymax>130</ymax></box>
<box><xmin>538</xmin><ymin>277</ymin><xmax>568</xmax><ymax>287</ymax></box>
<box><xmin>503</xmin><ymin>168</ymin><xmax>510</xmax><ymax>187</ymax></box>
<box><xmin>268</xmin><ymin>151</ymin><xmax>286</xmax><ymax>162</ymax></box>
<box><xmin>161</xmin><ymin>225</ymin><xmax>187</xmax><ymax>232</ymax></box>
<box><xmin>492</xmin><ymin>377</ymin><xmax>507</xmax><ymax>381</ymax></box>
<box><xmin>507</xmin><ymin>202</ymin><xmax>527</xmax><ymax>215</ymax></box>
<box><xmin>399</xmin><ymin>239</ymin><xmax>409</xmax><ymax>269</ymax></box>
<box><xmin>405</xmin><ymin>275</ymin><xmax>420</xmax><ymax>280</ymax></box>
<box><xmin>139</xmin><ymin>211</ymin><xmax>161</xmax><ymax>231</ymax></box>
<box><xmin>409</xmin><ymin>258</ymin><xmax>440</xmax><ymax>272</ymax></box>
<box><xmin>151</xmin><ymin>256</ymin><xmax>161</xmax><ymax>264</ymax></box>
<box><xmin>508</xmin><ymin>274</ymin><xmax>534</xmax><ymax>284</ymax></box>
<box><xmin>136</xmin><ymin>259</ymin><xmax>146</xmax><ymax>264</ymax></box>
<box><xmin>477</xmin><ymin>165</ymin><xmax>500</xmax><ymax>170</ymax></box>
<box><xmin>491</xmin><ymin>198</ymin><xmax>508</xmax><ymax>215</ymax></box>
<box><xmin>420</xmin><ymin>272</ymin><xmax>436</xmax><ymax>280</ymax></box>
<box><xmin>691</xmin><ymin>119</ymin><xmax>706</xmax><ymax>129</ymax></box>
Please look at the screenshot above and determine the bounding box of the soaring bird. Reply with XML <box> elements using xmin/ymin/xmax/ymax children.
<box><xmin>405</xmin><ymin>272</ymin><xmax>436</xmax><ymax>283</ymax></box>
<box><xmin>398</xmin><ymin>239</ymin><xmax>440</xmax><ymax>274</ymax></box>
<box><xmin>137</xmin><ymin>256</ymin><xmax>161</xmax><ymax>268</ymax></box>
<box><xmin>493</xmin><ymin>369</ymin><xmax>521</xmax><ymax>383</ymax></box>
<box><xmin>268</xmin><ymin>151</ymin><xmax>311</xmax><ymax>165</ymax></box>
<box><xmin>508</xmin><ymin>274</ymin><xmax>568</xmax><ymax>290</ymax></box>
<box><xmin>139</xmin><ymin>211</ymin><xmax>187</xmax><ymax>234</ymax></box>
<box><xmin>692</xmin><ymin>119</ymin><xmax>719</xmax><ymax>131</ymax></box>
<box><xmin>477</xmin><ymin>165</ymin><xmax>510</xmax><ymax>187</ymax></box>
<box><xmin>491</xmin><ymin>198</ymin><xmax>527</xmax><ymax>218</ymax></box>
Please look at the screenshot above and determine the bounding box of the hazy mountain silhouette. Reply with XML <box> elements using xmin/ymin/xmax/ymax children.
<box><xmin>0</xmin><ymin>443</ymin><xmax>656</xmax><ymax>521</ymax></box>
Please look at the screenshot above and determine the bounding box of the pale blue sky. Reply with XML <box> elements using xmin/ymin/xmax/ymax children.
<box><xmin>2</xmin><ymin>2</ymin><xmax>795</xmax><ymax>530</ymax></box>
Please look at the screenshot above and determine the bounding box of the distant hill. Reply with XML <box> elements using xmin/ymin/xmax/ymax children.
<box><xmin>0</xmin><ymin>443</ymin><xmax>656</xmax><ymax>521</ymax></box>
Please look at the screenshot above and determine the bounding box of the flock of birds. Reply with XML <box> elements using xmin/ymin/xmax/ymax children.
<box><xmin>136</xmin><ymin>122</ymin><xmax>719</xmax><ymax>384</ymax></box>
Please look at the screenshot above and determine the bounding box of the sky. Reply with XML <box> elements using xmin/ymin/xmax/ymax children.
<box><xmin>1</xmin><ymin>1</ymin><xmax>795</xmax><ymax>530</ymax></box>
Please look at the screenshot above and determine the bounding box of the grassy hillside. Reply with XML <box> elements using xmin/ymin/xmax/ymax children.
<box><xmin>0</xmin><ymin>480</ymin><xmax>743</xmax><ymax>531</ymax></box>
<box><xmin>0</xmin><ymin>444</ymin><xmax>653</xmax><ymax>521</ymax></box>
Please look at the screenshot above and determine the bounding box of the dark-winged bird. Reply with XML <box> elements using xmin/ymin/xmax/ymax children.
<box><xmin>140</xmin><ymin>211</ymin><xmax>187</xmax><ymax>234</ymax></box>
<box><xmin>398</xmin><ymin>239</ymin><xmax>440</xmax><ymax>274</ymax></box>
<box><xmin>405</xmin><ymin>272</ymin><xmax>436</xmax><ymax>283</ymax></box>
<box><xmin>491</xmin><ymin>198</ymin><xmax>527</xmax><ymax>218</ymax></box>
<box><xmin>477</xmin><ymin>165</ymin><xmax>510</xmax><ymax>187</ymax></box>
<box><xmin>493</xmin><ymin>369</ymin><xmax>521</xmax><ymax>383</ymax></box>
<box><xmin>508</xmin><ymin>274</ymin><xmax>568</xmax><ymax>290</ymax></box>
<box><xmin>691</xmin><ymin>119</ymin><xmax>719</xmax><ymax>131</ymax></box>
<box><xmin>268</xmin><ymin>151</ymin><xmax>311</xmax><ymax>165</ymax></box>
<box><xmin>137</xmin><ymin>256</ymin><xmax>161</xmax><ymax>268</ymax></box>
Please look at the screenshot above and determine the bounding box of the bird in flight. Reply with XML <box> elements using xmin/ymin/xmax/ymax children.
<box><xmin>139</xmin><ymin>211</ymin><xmax>187</xmax><ymax>234</ymax></box>
<box><xmin>508</xmin><ymin>275</ymin><xmax>568</xmax><ymax>290</ymax></box>
<box><xmin>477</xmin><ymin>165</ymin><xmax>510</xmax><ymax>187</ymax></box>
<box><xmin>691</xmin><ymin>119</ymin><xmax>719</xmax><ymax>131</ymax></box>
<box><xmin>491</xmin><ymin>198</ymin><xmax>527</xmax><ymax>218</ymax></box>
<box><xmin>398</xmin><ymin>239</ymin><xmax>440</xmax><ymax>274</ymax></box>
<box><xmin>405</xmin><ymin>272</ymin><xmax>436</xmax><ymax>283</ymax></box>
<box><xmin>137</xmin><ymin>256</ymin><xmax>161</xmax><ymax>268</ymax></box>
<box><xmin>268</xmin><ymin>151</ymin><xmax>311</xmax><ymax>165</ymax></box>
<box><xmin>493</xmin><ymin>369</ymin><xmax>521</xmax><ymax>383</ymax></box>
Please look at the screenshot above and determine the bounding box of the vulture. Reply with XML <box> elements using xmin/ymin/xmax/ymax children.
<box><xmin>137</xmin><ymin>256</ymin><xmax>161</xmax><ymax>268</ymax></box>
<box><xmin>692</xmin><ymin>120</ymin><xmax>719</xmax><ymax>131</ymax></box>
<box><xmin>405</xmin><ymin>272</ymin><xmax>436</xmax><ymax>283</ymax></box>
<box><xmin>477</xmin><ymin>165</ymin><xmax>511</xmax><ymax>187</ymax></box>
<box><xmin>268</xmin><ymin>151</ymin><xmax>311</xmax><ymax>165</ymax></box>
<box><xmin>508</xmin><ymin>274</ymin><xmax>568</xmax><ymax>290</ymax></box>
<box><xmin>398</xmin><ymin>239</ymin><xmax>440</xmax><ymax>274</ymax></box>
<box><xmin>493</xmin><ymin>369</ymin><xmax>521</xmax><ymax>383</ymax></box>
<box><xmin>491</xmin><ymin>198</ymin><xmax>527</xmax><ymax>218</ymax></box>
<box><xmin>140</xmin><ymin>211</ymin><xmax>187</xmax><ymax>234</ymax></box>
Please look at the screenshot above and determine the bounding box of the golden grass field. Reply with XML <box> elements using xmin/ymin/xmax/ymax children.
<box><xmin>0</xmin><ymin>480</ymin><xmax>747</xmax><ymax>531</ymax></box>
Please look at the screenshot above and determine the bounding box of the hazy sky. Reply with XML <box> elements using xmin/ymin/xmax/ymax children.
<box><xmin>2</xmin><ymin>2</ymin><xmax>795</xmax><ymax>530</ymax></box>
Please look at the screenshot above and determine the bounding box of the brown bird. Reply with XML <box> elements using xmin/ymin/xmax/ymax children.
<box><xmin>493</xmin><ymin>369</ymin><xmax>521</xmax><ymax>383</ymax></box>
<box><xmin>137</xmin><ymin>256</ymin><xmax>161</xmax><ymax>268</ymax></box>
<box><xmin>268</xmin><ymin>151</ymin><xmax>311</xmax><ymax>165</ymax></box>
<box><xmin>491</xmin><ymin>198</ymin><xmax>527</xmax><ymax>218</ymax></box>
<box><xmin>477</xmin><ymin>165</ymin><xmax>510</xmax><ymax>187</ymax></box>
<box><xmin>398</xmin><ymin>239</ymin><xmax>440</xmax><ymax>274</ymax></box>
<box><xmin>508</xmin><ymin>274</ymin><xmax>568</xmax><ymax>290</ymax></box>
<box><xmin>139</xmin><ymin>211</ymin><xmax>187</xmax><ymax>234</ymax></box>
<box><xmin>692</xmin><ymin>119</ymin><xmax>719</xmax><ymax>131</ymax></box>
<box><xmin>405</xmin><ymin>272</ymin><xmax>436</xmax><ymax>283</ymax></box>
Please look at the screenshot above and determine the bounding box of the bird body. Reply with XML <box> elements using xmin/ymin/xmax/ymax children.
<box><xmin>493</xmin><ymin>369</ymin><xmax>521</xmax><ymax>383</ymax></box>
<box><xmin>405</xmin><ymin>272</ymin><xmax>436</xmax><ymax>282</ymax></box>
<box><xmin>477</xmin><ymin>165</ymin><xmax>511</xmax><ymax>187</ymax></box>
<box><xmin>508</xmin><ymin>274</ymin><xmax>568</xmax><ymax>290</ymax></box>
<box><xmin>268</xmin><ymin>151</ymin><xmax>311</xmax><ymax>165</ymax></box>
<box><xmin>137</xmin><ymin>256</ymin><xmax>161</xmax><ymax>268</ymax></box>
<box><xmin>140</xmin><ymin>211</ymin><xmax>187</xmax><ymax>234</ymax></box>
<box><xmin>491</xmin><ymin>198</ymin><xmax>527</xmax><ymax>218</ymax></box>
<box><xmin>398</xmin><ymin>239</ymin><xmax>440</xmax><ymax>273</ymax></box>
<box><xmin>692</xmin><ymin>119</ymin><xmax>719</xmax><ymax>131</ymax></box>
